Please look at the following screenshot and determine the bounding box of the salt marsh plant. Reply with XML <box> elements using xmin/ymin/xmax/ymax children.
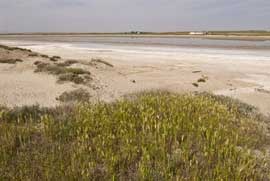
<box><xmin>34</xmin><ymin>62</ymin><xmax>91</xmax><ymax>84</ymax></box>
<box><xmin>0</xmin><ymin>92</ymin><xmax>269</xmax><ymax>180</ymax></box>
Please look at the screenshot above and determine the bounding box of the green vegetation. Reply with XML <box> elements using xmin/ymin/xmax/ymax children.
<box><xmin>0</xmin><ymin>92</ymin><xmax>269</xmax><ymax>180</ymax></box>
<box><xmin>56</xmin><ymin>88</ymin><xmax>91</xmax><ymax>103</ymax></box>
<box><xmin>0</xmin><ymin>58</ymin><xmax>23</xmax><ymax>64</ymax></box>
<box><xmin>34</xmin><ymin>62</ymin><xmax>91</xmax><ymax>84</ymax></box>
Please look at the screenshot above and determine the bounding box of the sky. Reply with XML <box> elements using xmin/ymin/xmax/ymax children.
<box><xmin>0</xmin><ymin>0</ymin><xmax>270</xmax><ymax>33</ymax></box>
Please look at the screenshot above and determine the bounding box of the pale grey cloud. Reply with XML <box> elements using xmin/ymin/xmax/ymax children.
<box><xmin>0</xmin><ymin>0</ymin><xmax>269</xmax><ymax>33</ymax></box>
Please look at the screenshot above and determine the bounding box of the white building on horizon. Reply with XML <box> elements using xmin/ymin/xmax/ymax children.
<box><xmin>189</xmin><ymin>31</ymin><xmax>207</xmax><ymax>35</ymax></box>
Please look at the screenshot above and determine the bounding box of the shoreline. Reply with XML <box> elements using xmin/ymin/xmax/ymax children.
<box><xmin>1</xmin><ymin>34</ymin><xmax>270</xmax><ymax>41</ymax></box>
<box><xmin>1</xmin><ymin>36</ymin><xmax>270</xmax><ymax>52</ymax></box>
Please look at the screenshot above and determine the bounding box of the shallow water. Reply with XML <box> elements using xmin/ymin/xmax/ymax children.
<box><xmin>1</xmin><ymin>36</ymin><xmax>270</xmax><ymax>62</ymax></box>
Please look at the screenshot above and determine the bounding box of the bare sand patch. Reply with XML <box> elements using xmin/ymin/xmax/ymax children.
<box><xmin>1</xmin><ymin>40</ymin><xmax>270</xmax><ymax>115</ymax></box>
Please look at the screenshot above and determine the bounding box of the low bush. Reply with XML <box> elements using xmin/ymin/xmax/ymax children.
<box><xmin>56</xmin><ymin>88</ymin><xmax>91</xmax><ymax>103</ymax></box>
<box><xmin>0</xmin><ymin>92</ymin><xmax>269</xmax><ymax>180</ymax></box>
<box><xmin>0</xmin><ymin>59</ymin><xmax>23</xmax><ymax>64</ymax></box>
<box><xmin>57</xmin><ymin>60</ymin><xmax>78</xmax><ymax>67</ymax></box>
<box><xmin>34</xmin><ymin>62</ymin><xmax>91</xmax><ymax>84</ymax></box>
<box><xmin>0</xmin><ymin>45</ymin><xmax>32</xmax><ymax>52</ymax></box>
<box><xmin>28</xmin><ymin>53</ymin><xmax>39</xmax><ymax>57</ymax></box>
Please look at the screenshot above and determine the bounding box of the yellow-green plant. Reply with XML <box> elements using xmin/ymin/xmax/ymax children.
<box><xmin>0</xmin><ymin>92</ymin><xmax>269</xmax><ymax>180</ymax></box>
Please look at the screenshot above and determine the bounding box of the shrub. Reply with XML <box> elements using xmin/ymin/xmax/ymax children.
<box><xmin>197</xmin><ymin>78</ymin><xmax>206</xmax><ymax>83</ymax></box>
<box><xmin>0</xmin><ymin>45</ymin><xmax>32</xmax><ymax>52</ymax></box>
<box><xmin>49</xmin><ymin>57</ymin><xmax>58</xmax><ymax>62</ymax></box>
<box><xmin>56</xmin><ymin>88</ymin><xmax>91</xmax><ymax>103</ymax></box>
<box><xmin>192</xmin><ymin>82</ymin><xmax>199</xmax><ymax>87</ymax></box>
<box><xmin>0</xmin><ymin>92</ymin><xmax>269</xmax><ymax>180</ymax></box>
<box><xmin>50</xmin><ymin>56</ymin><xmax>61</xmax><ymax>62</ymax></box>
<box><xmin>28</xmin><ymin>53</ymin><xmax>39</xmax><ymax>57</ymax></box>
<box><xmin>56</xmin><ymin>60</ymin><xmax>78</xmax><ymax>67</ymax></box>
<box><xmin>0</xmin><ymin>59</ymin><xmax>23</xmax><ymax>64</ymax></box>
<box><xmin>58</xmin><ymin>73</ymin><xmax>85</xmax><ymax>84</ymax></box>
<box><xmin>40</xmin><ymin>54</ymin><xmax>49</xmax><ymax>58</ymax></box>
<box><xmin>34</xmin><ymin>63</ymin><xmax>91</xmax><ymax>84</ymax></box>
<box><xmin>52</xmin><ymin>56</ymin><xmax>61</xmax><ymax>59</ymax></box>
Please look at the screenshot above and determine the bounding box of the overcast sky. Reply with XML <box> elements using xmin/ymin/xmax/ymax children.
<box><xmin>0</xmin><ymin>0</ymin><xmax>269</xmax><ymax>33</ymax></box>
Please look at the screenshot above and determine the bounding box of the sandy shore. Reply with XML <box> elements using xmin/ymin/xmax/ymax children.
<box><xmin>0</xmin><ymin>39</ymin><xmax>270</xmax><ymax>115</ymax></box>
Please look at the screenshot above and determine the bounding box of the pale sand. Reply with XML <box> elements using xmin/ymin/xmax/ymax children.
<box><xmin>1</xmin><ymin>40</ymin><xmax>270</xmax><ymax>115</ymax></box>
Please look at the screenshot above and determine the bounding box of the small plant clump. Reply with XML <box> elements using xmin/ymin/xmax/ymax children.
<box><xmin>49</xmin><ymin>56</ymin><xmax>61</xmax><ymax>62</ymax></box>
<box><xmin>56</xmin><ymin>88</ymin><xmax>91</xmax><ymax>103</ymax></box>
<box><xmin>56</xmin><ymin>60</ymin><xmax>78</xmax><ymax>67</ymax></box>
<box><xmin>49</xmin><ymin>57</ymin><xmax>58</xmax><ymax>62</ymax></box>
<box><xmin>197</xmin><ymin>78</ymin><xmax>206</xmax><ymax>83</ymax></box>
<box><xmin>192</xmin><ymin>70</ymin><xmax>202</xmax><ymax>73</ymax></box>
<box><xmin>192</xmin><ymin>82</ymin><xmax>199</xmax><ymax>87</ymax></box>
<box><xmin>0</xmin><ymin>58</ymin><xmax>23</xmax><ymax>64</ymax></box>
<box><xmin>34</xmin><ymin>62</ymin><xmax>91</xmax><ymax>84</ymax></box>
<box><xmin>52</xmin><ymin>56</ymin><xmax>61</xmax><ymax>59</ymax></box>
<box><xmin>40</xmin><ymin>54</ymin><xmax>49</xmax><ymax>58</ymax></box>
<box><xmin>58</xmin><ymin>73</ymin><xmax>85</xmax><ymax>84</ymax></box>
<box><xmin>0</xmin><ymin>92</ymin><xmax>269</xmax><ymax>180</ymax></box>
<box><xmin>28</xmin><ymin>53</ymin><xmax>39</xmax><ymax>57</ymax></box>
